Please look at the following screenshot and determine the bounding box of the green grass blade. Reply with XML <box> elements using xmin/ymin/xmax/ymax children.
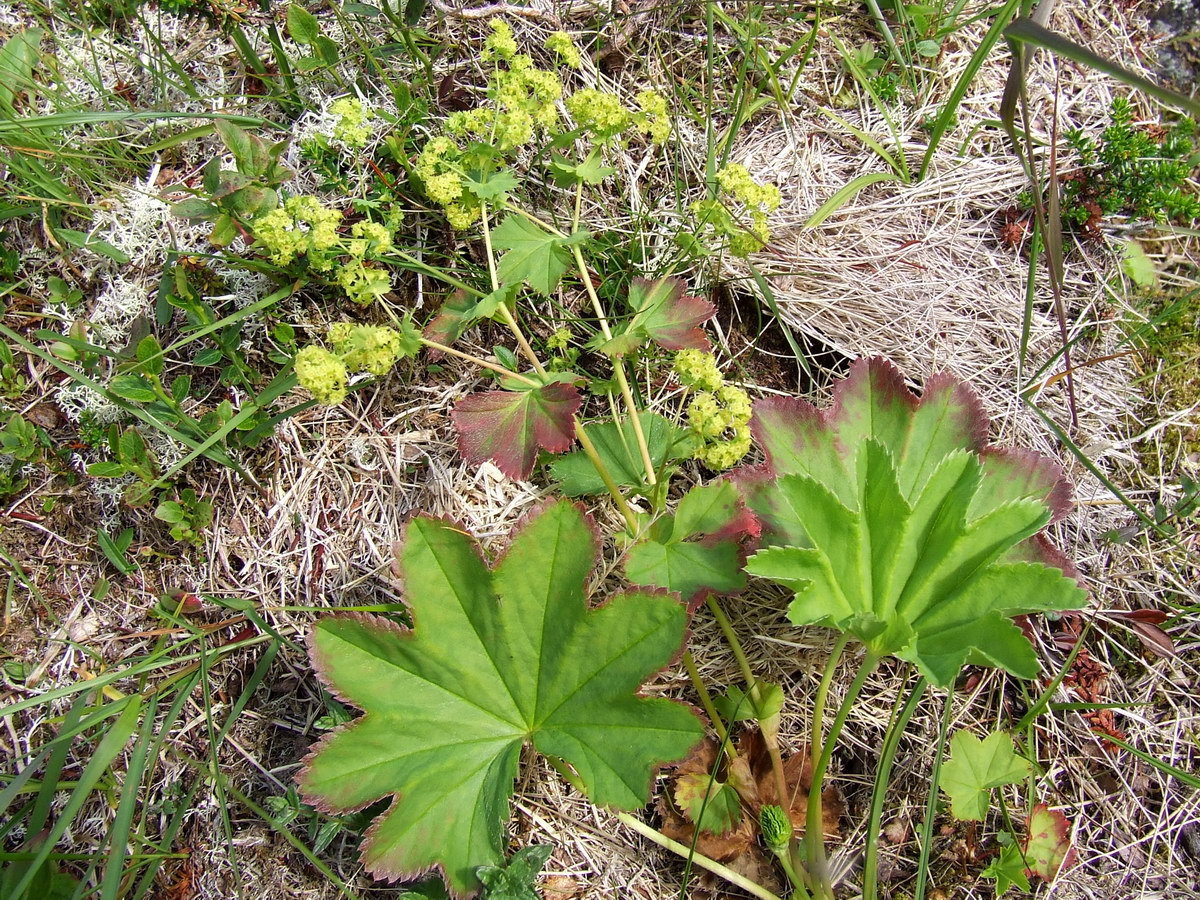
<box><xmin>918</xmin><ymin>0</ymin><xmax>1023</xmax><ymax>180</ymax></box>
<box><xmin>806</xmin><ymin>172</ymin><xmax>905</xmax><ymax>227</ymax></box>
<box><xmin>815</xmin><ymin>107</ymin><xmax>902</xmax><ymax>174</ymax></box>
<box><xmin>1004</xmin><ymin>17</ymin><xmax>1200</xmax><ymax>118</ymax></box>
<box><xmin>8</xmin><ymin>696</ymin><xmax>144</xmax><ymax>898</ymax></box>
<box><xmin>99</xmin><ymin>694</ymin><xmax>159</xmax><ymax>900</ymax></box>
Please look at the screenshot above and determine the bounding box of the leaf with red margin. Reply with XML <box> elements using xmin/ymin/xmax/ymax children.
<box><xmin>734</xmin><ymin>357</ymin><xmax>1077</xmax><ymax>566</ymax></box>
<box><xmin>423</xmin><ymin>287</ymin><xmax>514</xmax><ymax>354</ymax></box>
<box><xmin>298</xmin><ymin>501</ymin><xmax>703</xmax><ymax>897</ymax></box>
<box><xmin>423</xmin><ymin>289</ymin><xmax>477</xmax><ymax>353</ymax></box>
<box><xmin>1023</xmin><ymin>804</ymin><xmax>1076</xmax><ymax>881</ymax></box>
<box><xmin>734</xmin><ymin>358</ymin><xmax>1085</xmax><ymax>687</ymax></box>
<box><xmin>625</xmin><ymin>481</ymin><xmax>759</xmax><ymax>610</ymax></box>
<box><xmin>624</xmin><ymin>275</ymin><xmax>715</xmax><ymax>352</ymax></box>
<box><xmin>452</xmin><ymin>382</ymin><xmax>583</xmax><ymax>479</ymax></box>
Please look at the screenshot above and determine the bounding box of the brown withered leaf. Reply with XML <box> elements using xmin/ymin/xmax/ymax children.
<box><xmin>659</xmin><ymin>726</ymin><xmax>843</xmax><ymax>890</ymax></box>
<box><xmin>1109</xmin><ymin>609</ymin><xmax>1176</xmax><ymax>658</ymax></box>
<box><xmin>739</xmin><ymin>729</ymin><xmax>843</xmax><ymax>840</ymax></box>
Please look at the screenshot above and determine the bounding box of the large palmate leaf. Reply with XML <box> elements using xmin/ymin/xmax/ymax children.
<box><xmin>491</xmin><ymin>214</ymin><xmax>587</xmax><ymax>296</ymax></box>
<box><xmin>300</xmin><ymin>501</ymin><xmax>702</xmax><ymax>897</ymax></box>
<box><xmin>736</xmin><ymin>358</ymin><xmax>1085</xmax><ymax>687</ymax></box>
<box><xmin>550</xmin><ymin>412</ymin><xmax>692</xmax><ymax>496</ymax></box>
<box><xmin>625</xmin><ymin>481</ymin><xmax>759</xmax><ymax>608</ymax></box>
<box><xmin>452</xmin><ymin>382</ymin><xmax>583</xmax><ymax>479</ymax></box>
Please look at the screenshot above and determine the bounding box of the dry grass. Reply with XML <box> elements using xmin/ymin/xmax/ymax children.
<box><xmin>2</xmin><ymin>1</ymin><xmax>1198</xmax><ymax>899</ymax></box>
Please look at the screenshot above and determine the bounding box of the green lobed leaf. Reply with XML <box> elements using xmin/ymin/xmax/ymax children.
<box><xmin>299</xmin><ymin>501</ymin><xmax>702</xmax><ymax>896</ymax></box>
<box><xmin>618</xmin><ymin>276</ymin><xmax>715</xmax><ymax>352</ymax></box>
<box><xmin>736</xmin><ymin>358</ymin><xmax>1085</xmax><ymax>686</ymax></box>
<box><xmin>491</xmin><ymin>215</ymin><xmax>574</xmax><ymax>296</ymax></box>
<box><xmin>451</xmin><ymin>383</ymin><xmax>583</xmax><ymax>480</ymax></box>
<box><xmin>939</xmin><ymin>730</ymin><xmax>1030</xmax><ymax>821</ymax></box>
<box><xmin>674</xmin><ymin>773</ymin><xmax>742</xmax><ymax>836</ymax></box>
<box><xmin>982</xmin><ymin>841</ymin><xmax>1031</xmax><ymax>896</ymax></box>
<box><xmin>550</xmin><ymin>412</ymin><xmax>691</xmax><ymax>496</ymax></box>
<box><xmin>624</xmin><ymin>481</ymin><xmax>759</xmax><ymax>609</ymax></box>
<box><xmin>475</xmin><ymin>845</ymin><xmax>552</xmax><ymax>900</ymax></box>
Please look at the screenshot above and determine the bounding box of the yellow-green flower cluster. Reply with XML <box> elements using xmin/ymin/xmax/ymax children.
<box><xmin>296</xmin><ymin>320</ymin><xmax>423</xmax><ymax>405</ymax></box>
<box><xmin>253</xmin><ymin>196</ymin><xmax>342</xmax><ymax>268</ymax></box>
<box><xmin>346</xmin><ymin>220</ymin><xmax>393</xmax><ymax>257</ymax></box>
<box><xmin>547</xmin><ymin>327</ymin><xmax>573</xmax><ymax>351</ymax></box>
<box><xmin>565</xmin><ymin>88</ymin><xmax>629</xmax><ymax>143</ymax></box>
<box><xmin>337</xmin><ymin>263</ymin><xmax>392</xmax><ymax>306</ymax></box>
<box><xmin>329</xmin><ymin>97</ymin><xmax>375</xmax><ymax>149</ymax></box>
<box><xmin>447</xmin><ymin>54</ymin><xmax>561</xmax><ymax>152</ymax></box>
<box><xmin>564</xmin><ymin>87</ymin><xmax>671</xmax><ymax>146</ymax></box>
<box><xmin>673</xmin><ymin>349</ymin><xmax>723</xmax><ymax>393</ymax></box>
<box><xmin>295</xmin><ymin>345</ymin><xmax>349</xmax><ymax>405</ymax></box>
<box><xmin>634</xmin><ymin>90</ymin><xmax>671</xmax><ymax>144</ymax></box>
<box><xmin>482</xmin><ymin>18</ymin><xmax>518</xmax><ymax>62</ymax></box>
<box><xmin>677</xmin><ymin>351</ymin><xmax>752</xmax><ymax>470</ymax></box>
<box><xmin>721</xmin><ymin>163</ymin><xmax>781</xmax><ymax>254</ymax></box>
<box><xmin>329</xmin><ymin>323</ymin><xmax>403</xmax><ymax>375</ymax></box>
<box><xmin>545</xmin><ymin>31</ymin><xmax>581</xmax><ymax>69</ymax></box>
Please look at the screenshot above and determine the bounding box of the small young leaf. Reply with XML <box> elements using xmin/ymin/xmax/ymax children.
<box><xmin>939</xmin><ymin>730</ymin><xmax>1030</xmax><ymax>821</ymax></box>
<box><xmin>713</xmin><ymin>682</ymin><xmax>783</xmax><ymax>723</ymax></box>
<box><xmin>135</xmin><ymin>334</ymin><xmax>163</xmax><ymax>376</ymax></box>
<box><xmin>452</xmin><ymin>383</ymin><xmax>583</xmax><ymax>479</ymax></box>
<box><xmin>550</xmin><ymin>413</ymin><xmax>690</xmax><ymax>496</ymax></box>
<box><xmin>982</xmin><ymin>841</ymin><xmax>1031</xmax><ymax>896</ymax></box>
<box><xmin>298</xmin><ymin>502</ymin><xmax>702</xmax><ymax>895</ymax></box>
<box><xmin>674</xmin><ymin>774</ymin><xmax>742</xmax><ymax>835</ymax></box>
<box><xmin>423</xmin><ymin>289</ymin><xmax>480</xmax><ymax>351</ymax></box>
<box><xmin>623</xmin><ymin>276</ymin><xmax>715</xmax><ymax>351</ymax></box>
<box><xmin>215</xmin><ymin>120</ymin><xmax>255</xmax><ymax>172</ymax></box>
<box><xmin>109</xmin><ymin>375</ymin><xmax>158</xmax><ymax>404</ymax></box>
<box><xmin>491</xmin><ymin>215</ymin><xmax>573</xmax><ymax>296</ymax></box>
<box><xmin>625</xmin><ymin>481</ymin><xmax>759</xmax><ymax>608</ymax></box>
<box><xmin>1023</xmin><ymin>804</ymin><xmax>1076</xmax><ymax>882</ymax></box>
<box><xmin>54</xmin><ymin>229</ymin><xmax>131</xmax><ymax>264</ymax></box>
<box><xmin>475</xmin><ymin>845</ymin><xmax>552</xmax><ymax>900</ymax></box>
<box><xmin>171</xmin><ymin>198</ymin><xmax>216</xmax><ymax>221</ymax></box>
<box><xmin>549</xmin><ymin>151</ymin><xmax>615</xmax><ymax>187</ymax></box>
<box><xmin>462</xmin><ymin>169</ymin><xmax>519</xmax><ymax>200</ymax></box>
<box><xmin>286</xmin><ymin>3</ymin><xmax>320</xmax><ymax>45</ymax></box>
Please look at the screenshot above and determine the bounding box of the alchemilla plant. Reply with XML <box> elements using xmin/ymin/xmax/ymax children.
<box><xmin>170</xmin><ymin>17</ymin><xmax>1085</xmax><ymax>900</ymax></box>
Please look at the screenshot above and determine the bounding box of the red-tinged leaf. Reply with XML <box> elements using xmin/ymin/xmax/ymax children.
<box><xmin>1117</xmin><ymin>608</ymin><xmax>1170</xmax><ymax>625</ymax></box>
<box><xmin>625</xmin><ymin>481</ymin><xmax>759</xmax><ymax>610</ymax></box>
<box><xmin>626</xmin><ymin>276</ymin><xmax>714</xmax><ymax>351</ymax></box>
<box><xmin>734</xmin><ymin>357</ymin><xmax>1084</xmax><ymax>687</ymax></box>
<box><xmin>1129</xmin><ymin>620</ymin><xmax>1176</xmax><ymax>657</ymax></box>
<box><xmin>452</xmin><ymin>383</ymin><xmax>583</xmax><ymax>479</ymax></box>
<box><xmin>423</xmin><ymin>289</ymin><xmax>477</xmax><ymax>354</ymax></box>
<box><xmin>299</xmin><ymin>502</ymin><xmax>703</xmax><ymax>895</ymax></box>
<box><xmin>1023</xmin><ymin>804</ymin><xmax>1076</xmax><ymax>881</ymax></box>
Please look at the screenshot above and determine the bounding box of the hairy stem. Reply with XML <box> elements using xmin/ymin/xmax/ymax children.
<box><xmin>806</xmin><ymin>650</ymin><xmax>880</xmax><ymax>899</ymax></box>
<box><xmin>914</xmin><ymin>693</ymin><xmax>954</xmax><ymax>900</ymax></box>
<box><xmin>568</xmin><ymin>242</ymin><xmax>657</xmax><ymax>487</ymax></box>
<box><xmin>811</xmin><ymin>635</ymin><xmax>850</xmax><ymax>760</ymax></box>
<box><xmin>683</xmin><ymin>649</ymin><xmax>728</xmax><ymax>743</ymax></box>
<box><xmin>574</xmin><ymin>420</ymin><xmax>638</xmax><ymax>533</ymax></box>
<box><xmin>418</xmin><ymin>337</ymin><xmax>539</xmax><ymax>386</ymax></box>
<box><xmin>481</xmin><ymin>204</ymin><xmax>546</xmax><ymax>375</ymax></box>
<box><xmin>615</xmin><ymin>812</ymin><xmax>786</xmax><ymax>900</ymax></box>
<box><xmin>705</xmin><ymin>597</ymin><xmax>790</xmax><ymax>820</ymax></box>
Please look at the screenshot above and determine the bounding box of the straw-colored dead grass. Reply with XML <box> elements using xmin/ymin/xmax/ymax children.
<box><xmin>3</xmin><ymin>0</ymin><xmax>1198</xmax><ymax>898</ymax></box>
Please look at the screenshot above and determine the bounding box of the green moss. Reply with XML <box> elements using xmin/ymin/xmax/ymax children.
<box><xmin>1134</xmin><ymin>288</ymin><xmax>1200</xmax><ymax>477</ymax></box>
